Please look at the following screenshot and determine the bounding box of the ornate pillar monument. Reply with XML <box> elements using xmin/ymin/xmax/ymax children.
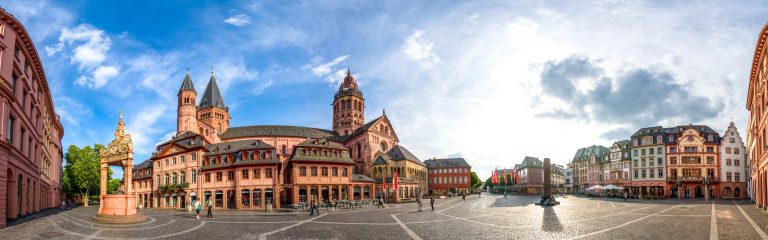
<box><xmin>92</xmin><ymin>113</ymin><xmax>147</xmax><ymax>224</ymax></box>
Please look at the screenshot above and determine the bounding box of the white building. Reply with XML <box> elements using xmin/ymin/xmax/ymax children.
<box><xmin>720</xmin><ymin>122</ymin><xmax>748</xmax><ymax>199</ymax></box>
<box><xmin>563</xmin><ymin>165</ymin><xmax>573</xmax><ymax>194</ymax></box>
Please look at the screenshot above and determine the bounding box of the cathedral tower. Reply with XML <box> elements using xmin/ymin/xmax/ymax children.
<box><xmin>333</xmin><ymin>69</ymin><xmax>365</xmax><ymax>136</ymax></box>
<box><xmin>197</xmin><ymin>68</ymin><xmax>230</xmax><ymax>134</ymax></box>
<box><xmin>177</xmin><ymin>70</ymin><xmax>198</xmax><ymax>135</ymax></box>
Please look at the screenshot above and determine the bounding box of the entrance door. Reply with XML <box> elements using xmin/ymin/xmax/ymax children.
<box><xmin>684</xmin><ymin>187</ymin><xmax>690</xmax><ymax>198</ymax></box>
<box><xmin>227</xmin><ymin>190</ymin><xmax>235</xmax><ymax>209</ymax></box>
<box><xmin>695</xmin><ymin>186</ymin><xmax>702</xmax><ymax>198</ymax></box>
<box><xmin>180</xmin><ymin>195</ymin><xmax>186</xmax><ymax>208</ymax></box>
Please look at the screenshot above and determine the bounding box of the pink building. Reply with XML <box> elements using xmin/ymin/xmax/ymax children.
<box><xmin>0</xmin><ymin>9</ymin><xmax>65</xmax><ymax>228</ymax></box>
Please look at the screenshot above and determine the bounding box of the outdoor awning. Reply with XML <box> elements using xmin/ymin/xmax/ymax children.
<box><xmin>190</xmin><ymin>192</ymin><xmax>197</xmax><ymax>197</ymax></box>
<box><xmin>172</xmin><ymin>193</ymin><xmax>177</xmax><ymax>197</ymax></box>
<box><xmin>164</xmin><ymin>193</ymin><xmax>169</xmax><ymax>197</ymax></box>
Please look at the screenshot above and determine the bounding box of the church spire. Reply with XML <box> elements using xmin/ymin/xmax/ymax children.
<box><xmin>198</xmin><ymin>66</ymin><xmax>228</xmax><ymax>111</ymax></box>
<box><xmin>178</xmin><ymin>69</ymin><xmax>196</xmax><ymax>95</ymax></box>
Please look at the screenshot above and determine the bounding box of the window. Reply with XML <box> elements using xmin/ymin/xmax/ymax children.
<box><xmin>650</xmin><ymin>169</ymin><xmax>655</xmax><ymax>178</ymax></box>
<box><xmin>19</xmin><ymin>128</ymin><xmax>24</xmax><ymax>153</ymax></box>
<box><xmin>726</xmin><ymin>159</ymin><xmax>732</xmax><ymax>166</ymax></box>
<box><xmin>657</xmin><ymin>147</ymin><xmax>662</xmax><ymax>154</ymax></box>
<box><xmin>11</xmin><ymin>74</ymin><xmax>17</xmax><ymax>92</ymax></box>
<box><xmin>332</xmin><ymin>167</ymin><xmax>338</xmax><ymax>176</ymax></box>
<box><xmin>670</xmin><ymin>157</ymin><xmax>677</xmax><ymax>164</ymax></box>
<box><xmin>311</xmin><ymin>167</ymin><xmax>318</xmax><ymax>176</ymax></box>
<box><xmin>641</xmin><ymin>159</ymin><xmax>646</xmax><ymax>166</ymax></box>
<box><xmin>192</xmin><ymin>169</ymin><xmax>197</xmax><ymax>183</ymax></box>
<box><xmin>658</xmin><ymin>169</ymin><xmax>663</xmax><ymax>178</ymax></box>
<box><xmin>641</xmin><ymin>170</ymin><xmax>646</xmax><ymax>178</ymax></box>
<box><xmin>641</xmin><ymin>149</ymin><xmax>646</xmax><ymax>156</ymax></box>
<box><xmin>228</xmin><ymin>171</ymin><xmax>234</xmax><ymax>181</ymax></box>
<box><xmin>300</xmin><ymin>167</ymin><xmax>307</xmax><ymax>176</ymax></box>
<box><xmin>164</xmin><ymin>174</ymin><xmax>169</xmax><ymax>185</ymax></box>
<box><xmin>657</xmin><ymin>158</ymin><xmax>662</xmax><ymax>165</ymax></box>
<box><xmin>216</xmin><ymin>172</ymin><xmax>222</xmax><ymax>181</ymax></box>
<box><xmin>242</xmin><ymin>169</ymin><xmax>249</xmax><ymax>179</ymax></box>
<box><xmin>266</xmin><ymin>168</ymin><xmax>272</xmax><ymax>178</ymax></box>
<box><xmin>165</xmin><ymin>159</ymin><xmax>169</xmax><ymax>166</ymax></box>
<box><xmin>734</xmin><ymin>159</ymin><xmax>740</xmax><ymax>166</ymax></box>
<box><xmin>668</xmin><ymin>135</ymin><xmax>675</xmax><ymax>142</ymax></box>
<box><xmin>181</xmin><ymin>155</ymin><xmax>185</xmax><ymax>163</ymax></box>
<box><xmin>634</xmin><ymin>170</ymin><xmax>638</xmax><ymax>178</ymax></box>
<box><xmin>172</xmin><ymin>157</ymin><xmax>177</xmax><ymax>165</ymax></box>
<box><xmin>726</xmin><ymin>172</ymin><xmax>732</xmax><ymax>182</ymax></box>
<box><xmin>707</xmin><ymin>157</ymin><xmax>714</xmax><ymax>164</ymax></box>
<box><xmin>322</xmin><ymin>167</ymin><xmax>328</xmax><ymax>176</ymax></box>
<box><xmin>6</xmin><ymin>116</ymin><xmax>13</xmax><ymax>143</ymax></box>
<box><xmin>734</xmin><ymin>148</ymin><xmax>740</xmax><ymax>154</ymax></box>
<box><xmin>707</xmin><ymin>134</ymin><xmax>713</xmax><ymax>142</ymax></box>
<box><xmin>342</xmin><ymin>167</ymin><xmax>348</xmax><ymax>177</ymax></box>
<box><xmin>649</xmin><ymin>148</ymin><xmax>654</xmax><ymax>155</ymax></box>
<box><xmin>254</xmin><ymin>169</ymin><xmax>261</xmax><ymax>178</ymax></box>
<box><xmin>706</xmin><ymin>147</ymin><xmax>714</xmax><ymax>153</ymax></box>
<box><xmin>192</xmin><ymin>153</ymin><xmax>196</xmax><ymax>161</ymax></box>
<box><xmin>181</xmin><ymin>171</ymin><xmax>186</xmax><ymax>183</ymax></box>
<box><xmin>634</xmin><ymin>160</ymin><xmax>638</xmax><ymax>167</ymax></box>
<box><xmin>735</xmin><ymin>172</ymin><xmax>740</xmax><ymax>182</ymax></box>
<box><xmin>205</xmin><ymin>173</ymin><xmax>211</xmax><ymax>182</ymax></box>
<box><xmin>729</xmin><ymin>138</ymin><xmax>735</xmax><ymax>143</ymax></box>
<box><xmin>726</xmin><ymin>147</ymin><xmax>732</xmax><ymax>154</ymax></box>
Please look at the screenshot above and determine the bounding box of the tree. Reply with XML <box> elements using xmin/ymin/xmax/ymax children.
<box><xmin>65</xmin><ymin>144</ymin><xmax>106</xmax><ymax>207</ymax></box>
<box><xmin>485</xmin><ymin>177</ymin><xmax>493</xmax><ymax>190</ymax></box>
<box><xmin>505</xmin><ymin>174</ymin><xmax>513</xmax><ymax>186</ymax></box>
<box><xmin>107</xmin><ymin>178</ymin><xmax>122</xmax><ymax>193</ymax></box>
<box><xmin>470</xmin><ymin>171</ymin><xmax>482</xmax><ymax>188</ymax></box>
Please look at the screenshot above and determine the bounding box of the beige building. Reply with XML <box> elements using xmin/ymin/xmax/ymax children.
<box><xmin>371</xmin><ymin>146</ymin><xmax>427</xmax><ymax>201</ymax></box>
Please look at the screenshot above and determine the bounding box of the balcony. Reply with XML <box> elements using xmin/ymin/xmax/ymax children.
<box><xmin>666</xmin><ymin>176</ymin><xmax>717</xmax><ymax>182</ymax></box>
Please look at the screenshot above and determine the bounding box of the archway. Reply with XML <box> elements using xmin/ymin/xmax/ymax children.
<box><xmin>722</xmin><ymin>187</ymin><xmax>732</xmax><ymax>198</ymax></box>
<box><xmin>5</xmin><ymin>169</ymin><xmax>14</xmax><ymax>220</ymax></box>
<box><xmin>734</xmin><ymin>187</ymin><xmax>740</xmax><ymax>198</ymax></box>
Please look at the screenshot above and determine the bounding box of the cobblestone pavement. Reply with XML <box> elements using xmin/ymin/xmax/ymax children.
<box><xmin>1</xmin><ymin>194</ymin><xmax>767</xmax><ymax>240</ymax></box>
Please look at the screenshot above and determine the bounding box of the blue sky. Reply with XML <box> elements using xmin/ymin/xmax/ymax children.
<box><xmin>3</xmin><ymin>0</ymin><xmax>768</xmax><ymax>180</ymax></box>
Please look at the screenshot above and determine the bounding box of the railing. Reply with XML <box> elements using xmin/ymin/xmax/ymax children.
<box><xmin>666</xmin><ymin>176</ymin><xmax>717</xmax><ymax>182</ymax></box>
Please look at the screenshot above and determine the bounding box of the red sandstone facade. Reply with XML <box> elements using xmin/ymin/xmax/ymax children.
<box><xmin>747</xmin><ymin>21</ymin><xmax>768</xmax><ymax>212</ymax></box>
<box><xmin>0</xmin><ymin>9</ymin><xmax>65</xmax><ymax>228</ymax></box>
<box><xmin>135</xmin><ymin>68</ymin><xmax>413</xmax><ymax>209</ymax></box>
<box><xmin>424</xmin><ymin>158</ymin><xmax>471</xmax><ymax>195</ymax></box>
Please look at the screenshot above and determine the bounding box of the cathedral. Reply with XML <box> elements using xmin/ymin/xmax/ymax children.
<box><xmin>131</xmin><ymin>68</ymin><xmax>427</xmax><ymax>210</ymax></box>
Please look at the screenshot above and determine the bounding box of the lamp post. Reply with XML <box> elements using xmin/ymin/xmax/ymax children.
<box><xmin>702</xmin><ymin>176</ymin><xmax>711</xmax><ymax>202</ymax></box>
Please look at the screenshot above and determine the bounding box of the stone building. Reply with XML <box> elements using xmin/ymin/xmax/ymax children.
<box><xmin>746</xmin><ymin>21</ymin><xmax>768</xmax><ymax>211</ymax></box>
<box><xmin>371</xmin><ymin>145</ymin><xmax>427</xmax><ymax>201</ymax></box>
<box><xmin>137</xmin><ymin>68</ymin><xmax>419</xmax><ymax>209</ymax></box>
<box><xmin>604</xmin><ymin>140</ymin><xmax>631</xmax><ymax>188</ymax></box>
<box><xmin>629</xmin><ymin>126</ymin><xmax>667</xmax><ymax>197</ymax></box>
<box><xmin>423</xmin><ymin>157</ymin><xmax>471</xmax><ymax>195</ymax></box>
<box><xmin>571</xmin><ymin>145</ymin><xmax>608</xmax><ymax>193</ymax></box>
<box><xmin>0</xmin><ymin>9</ymin><xmax>65</xmax><ymax>228</ymax></box>
<box><xmin>665</xmin><ymin>125</ymin><xmax>721</xmax><ymax>199</ymax></box>
<box><xmin>720</xmin><ymin>122</ymin><xmax>748</xmax><ymax>199</ymax></box>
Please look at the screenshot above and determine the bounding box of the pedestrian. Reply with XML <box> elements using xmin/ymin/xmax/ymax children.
<box><xmin>311</xmin><ymin>197</ymin><xmax>321</xmax><ymax>216</ymax></box>
<box><xmin>195</xmin><ymin>200</ymin><xmax>202</xmax><ymax>219</ymax></box>
<box><xmin>377</xmin><ymin>195</ymin><xmax>385</xmax><ymax>208</ymax></box>
<box><xmin>462</xmin><ymin>193</ymin><xmax>466</xmax><ymax>201</ymax></box>
<box><xmin>623</xmin><ymin>191</ymin><xmax>628</xmax><ymax>202</ymax></box>
<box><xmin>308</xmin><ymin>198</ymin><xmax>315</xmax><ymax>216</ymax></box>
<box><xmin>430</xmin><ymin>195</ymin><xmax>435</xmax><ymax>211</ymax></box>
<box><xmin>206</xmin><ymin>200</ymin><xmax>213</xmax><ymax>218</ymax></box>
<box><xmin>61</xmin><ymin>200</ymin><xmax>65</xmax><ymax>209</ymax></box>
<box><xmin>417</xmin><ymin>190</ymin><xmax>423</xmax><ymax>211</ymax></box>
<box><xmin>504</xmin><ymin>192</ymin><xmax>507</xmax><ymax>198</ymax></box>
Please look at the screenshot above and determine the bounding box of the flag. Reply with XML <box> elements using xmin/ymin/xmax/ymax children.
<box><xmin>393</xmin><ymin>171</ymin><xmax>399</xmax><ymax>195</ymax></box>
<box><xmin>503</xmin><ymin>169</ymin><xmax>507</xmax><ymax>183</ymax></box>
<box><xmin>492</xmin><ymin>169</ymin><xmax>497</xmax><ymax>184</ymax></box>
<box><xmin>383</xmin><ymin>175</ymin><xmax>387</xmax><ymax>198</ymax></box>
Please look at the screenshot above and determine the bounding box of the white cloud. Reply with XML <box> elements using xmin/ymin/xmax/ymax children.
<box><xmin>48</xmin><ymin>24</ymin><xmax>112</xmax><ymax>69</ymax></box>
<box><xmin>401</xmin><ymin>30</ymin><xmax>440</xmax><ymax>68</ymax></box>
<box><xmin>126</xmin><ymin>106</ymin><xmax>167</xmax><ymax>155</ymax></box>
<box><xmin>311</xmin><ymin>55</ymin><xmax>349</xmax><ymax>76</ymax></box>
<box><xmin>224</xmin><ymin>14</ymin><xmax>252</xmax><ymax>26</ymax></box>
<box><xmin>74</xmin><ymin>65</ymin><xmax>119</xmax><ymax>89</ymax></box>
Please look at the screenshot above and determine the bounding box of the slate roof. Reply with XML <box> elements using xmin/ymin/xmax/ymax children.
<box><xmin>518</xmin><ymin>156</ymin><xmax>544</xmax><ymax>168</ymax></box>
<box><xmin>423</xmin><ymin>158</ymin><xmax>471</xmax><ymax>168</ymax></box>
<box><xmin>220</xmin><ymin>125</ymin><xmax>337</xmax><ymax>140</ymax></box>
<box><xmin>614</xmin><ymin>140</ymin><xmax>631</xmax><ymax>149</ymax></box>
<box><xmin>178</xmin><ymin>72</ymin><xmax>195</xmax><ymax>95</ymax></box>
<box><xmin>133</xmin><ymin>159</ymin><xmax>153</xmax><ymax>170</ymax></box>
<box><xmin>572</xmin><ymin>145</ymin><xmax>609</xmax><ymax>162</ymax></box>
<box><xmin>202</xmin><ymin>140</ymin><xmax>276</xmax><ymax>157</ymax></box>
<box><xmin>198</xmin><ymin>73</ymin><xmax>227</xmax><ymax>111</ymax></box>
<box><xmin>351</xmin><ymin>174</ymin><xmax>376</xmax><ymax>183</ymax></box>
<box><xmin>666</xmin><ymin>125</ymin><xmax>719</xmax><ymax>135</ymax></box>
<box><xmin>289</xmin><ymin>138</ymin><xmax>354</xmax><ymax>164</ymax></box>
<box><xmin>386</xmin><ymin>145</ymin><xmax>424</xmax><ymax>166</ymax></box>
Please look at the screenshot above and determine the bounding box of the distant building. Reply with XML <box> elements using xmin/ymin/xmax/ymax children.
<box><xmin>665</xmin><ymin>125</ymin><xmax>721</xmax><ymax>199</ymax></box>
<box><xmin>572</xmin><ymin>145</ymin><xmax>609</xmax><ymax>193</ymax></box>
<box><xmin>424</xmin><ymin>157</ymin><xmax>472</xmax><ymax>195</ymax></box>
<box><xmin>563</xmin><ymin>164</ymin><xmax>573</xmax><ymax>193</ymax></box>
<box><xmin>605</xmin><ymin>140</ymin><xmax>631</xmax><ymax>188</ymax></box>
<box><xmin>719</xmin><ymin>122</ymin><xmax>747</xmax><ymax>199</ymax></box>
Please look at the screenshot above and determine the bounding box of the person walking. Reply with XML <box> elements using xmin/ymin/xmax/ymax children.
<box><xmin>194</xmin><ymin>200</ymin><xmax>202</xmax><ymax>219</ymax></box>
<box><xmin>623</xmin><ymin>191</ymin><xmax>628</xmax><ymax>202</ymax></box>
<box><xmin>377</xmin><ymin>195</ymin><xmax>385</xmax><ymax>208</ymax></box>
<box><xmin>462</xmin><ymin>193</ymin><xmax>466</xmax><ymax>201</ymax></box>
<box><xmin>311</xmin><ymin>197</ymin><xmax>321</xmax><ymax>216</ymax></box>
<box><xmin>430</xmin><ymin>195</ymin><xmax>435</xmax><ymax>211</ymax></box>
<box><xmin>308</xmin><ymin>197</ymin><xmax>316</xmax><ymax>216</ymax></box>
<box><xmin>206</xmin><ymin>200</ymin><xmax>213</xmax><ymax>218</ymax></box>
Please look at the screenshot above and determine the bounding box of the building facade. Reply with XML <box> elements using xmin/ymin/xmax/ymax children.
<box><xmin>630</xmin><ymin>127</ymin><xmax>667</xmax><ymax>197</ymax></box>
<box><xmin>571</xmin><ymin>145</ymin><xmax>608</xmax><ymax>193</ymax></box>
<box><xmin>135</xmin><ymin>69</ymin><xmax>420</xmax><ymax>209</ymax></box>
<box><xmin>563</xmin><ymin>165</ymin><xmax>573</xmax><ymax>193</ymax></box>
<box><xmin>371</xmin><ymin>145</ymin><xmax>427</xmax><ymax>201</ymax></box>
<box><xmin>423</xmin><ymin>157</ymin><xmax>471</xmax><ymax>195</ymax></box>
<box><xmin>720</xmin><ymin>122</ymin><xmax>747</xmax><ymax>199</ymax></box>
<box><xmin>747</xmin><ymin>21</ymin><xmax>768</xmax><ymax>211</ymax></box>
<box><xmin>665</xmin><ymin>125</ymin><xmax>721</xmax><ymax>199</ymax></box>
<box><xmin>0</xmin><ymin>9</ymin><xmax>64</xmax><ymax>228</ymax></box>
<box><xmin>604</xmin><ymin>140</ymin><xmax>631</xmax><ymax>188</ymax></box>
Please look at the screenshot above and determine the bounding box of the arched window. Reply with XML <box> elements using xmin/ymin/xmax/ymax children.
<box><xmin>281</xmin><ymin>145</ymin><xmax>286</xmax><ymax>155</ymax></box>
<box><xmin>380</xmin><ymin>141</ymin><xmax>387</xmax><ymax>152</ymax></box>
<box><xmin>172</xmin><ymin>172</ymin><xmax>178</xmax><ymax>184</ymax></box>
<box><xmin>357</xmin><ymin>143</ymin><xmax>362</xmax><ymax>159</ymax></box>
<box><xmin>180</xmin><ymin>171</ymin><xmax>186</xmax><ymax>183</ymax></box>
<box><xmin>260</xmin><ymin>151</ymin><xmax>266</xmax><ymax>160</ymax></box>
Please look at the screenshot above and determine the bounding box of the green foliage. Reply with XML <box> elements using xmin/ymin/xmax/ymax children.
<box><xmin>485</xmin><ymin>177</ymin><xmax>493</xmax><ymax>189</ymax></box>
<box><xmin>64</xmin><ymin>144</ymin><xmax>106</xmax><ymax>205</ymax></box>
<box><xmin>505</xmin><ymin>174</ymin><xmax>513</xmax><ymax>186</ymax></box>
<box><xmin>107</xmin><ymin>178</ymin><xmax>122</xmax><ymax>193</ymax></box>
<box><xmin>470</xmin><ymin>171</ymin><xmax>482</xmax><ymax>188</ymax></box>
<box><xmin>157</xmin><ymin>182</ymin><xmax>190</xmax><ymax>192</ymax></box>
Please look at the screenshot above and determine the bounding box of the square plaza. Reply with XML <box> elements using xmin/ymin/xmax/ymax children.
<box><xmin>1</xmin><ymin>194</ymin><xmax>766</xmax><ymax>240</ymax></box>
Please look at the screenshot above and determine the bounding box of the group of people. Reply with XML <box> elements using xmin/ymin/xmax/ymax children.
<box><xmin>193</xmin><ymin>199</ymin><xmax>213</xmax><ymax>219</ymax></box>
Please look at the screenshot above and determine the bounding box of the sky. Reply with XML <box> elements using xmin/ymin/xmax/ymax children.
<box><xmin>2</xmin><ymin>0</ymin><xmax>768</xmax><ymax>180</ymax></box>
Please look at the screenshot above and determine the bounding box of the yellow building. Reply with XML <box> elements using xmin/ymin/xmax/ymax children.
<box><xmin>371</xmin><ymin>146</ymin><xmax>428</xmax><ymax>202</ymax></box>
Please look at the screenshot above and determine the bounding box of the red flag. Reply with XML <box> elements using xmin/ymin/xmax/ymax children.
<box><xmin>503</xmin><ymin>169</ymin><xmax>507</xmax><ymax>183</ymax></box>
<box><xmin>393</xmin><ymin>171</ymin><xmax>399</xmax><ymax>194</ymax></box>
<box><xmin>383</xmin><ymin>175</ymin><xmax>387</xmax><ymax>198</ymax></box>
<box><xmin>492</xmin><ymin>169</ymin><xmax>497</xmax><ymax>184</ymax></box>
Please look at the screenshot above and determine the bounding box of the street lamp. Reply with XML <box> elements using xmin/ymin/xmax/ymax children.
<box><xmin>702</xmin><ymin>176</ymin><xmax>711</xmax><ymax>201</ymax></box>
